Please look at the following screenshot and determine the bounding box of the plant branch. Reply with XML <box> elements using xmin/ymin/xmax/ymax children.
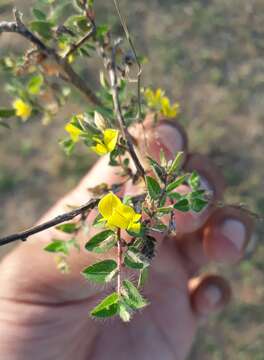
<box><xmin>65</xmin><ymin>13</ymin><xmax>96</xmax><ymax>58</ymax></box>
<box><xmin>0</xmin><ymin>199</ymin><xmax>99</xmax><ymax>246</ymax></box>
<box><xmin>113</xmin><ymin>0</ymin><xmax>143</xmax><ymax>121</ymax></box>
<box><xmin>107</xmin><ymin>42</ymin><xmax>146</xmax><ymax>179</ymax></box>
<box><xmin>0</xmin><ymin>193</ymin><xmax>146</xmax><ymax>247</ymax></box>
<box><xmin>117</xmin><ymin>228</ymin><xmax>122</xmax><ymax>295</ymax></box>
<box><xmin>0</xmin><ymin>8</ymin><xmax>101</xmax><ymax>106</ymax></box>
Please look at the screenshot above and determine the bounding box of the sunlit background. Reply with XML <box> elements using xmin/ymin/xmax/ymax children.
<box><xmin>0</xmin><ymin>0</ymin><xmax>263</xmax><ymax>358</ymax></box>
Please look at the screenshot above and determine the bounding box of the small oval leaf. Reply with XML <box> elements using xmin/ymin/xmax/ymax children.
<box><xmin>146</xmin><ymin>176</ymin><xmax>161</xmax><ymax>200</ymax></box>
<box><xmin>85</xmin><ymin>230</ymin><xmax>116</xmax><ymax>253</ymax></box>
<box><xmin>90</xmin><ymin>292</ymin><xmax>119</xmax><ymax>318</ymax></box>
<box><xmin>82</xmin><ymin>260</ymin><xmax>117</xmax><ymax>283</ymax></box>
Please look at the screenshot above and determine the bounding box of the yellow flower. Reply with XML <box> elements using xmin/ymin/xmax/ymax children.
<box><xmin>65</xmin><ymin>122</ymin><xmax>83</xmax><ymax>142</ymax></box>
<box><xmin>98</xmin><ymin>192</ymin><xmax>141</xmax><ymax>233</ymax></box>
<box><xmin>13</xmin><ymin>99</ymin><xmax>32</xmax><ymax>121</ymax></box>
<box><xmin>161</xmin><ymin>97</ymin><xmax>180</xmax><ymax>118</ymax></box>
<box><xmin>145</xmin><ymin>87</ymin><xmax>180</xmax><ymax>119</ymax></box>
<box><xmin>144</xmin><ymin>88</ymin><xmax>164</xmax><ymax>108</ymax></box>
<box><xmin>90</xmin><ymin>129</ymin><xmax>119</xmax><ymax>156</ymax></box>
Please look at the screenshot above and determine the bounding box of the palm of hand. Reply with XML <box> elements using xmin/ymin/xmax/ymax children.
<box><xmin>41</xmin><ymin>240</ymin><xmax>196</xmax><ymax>360</ymax></box>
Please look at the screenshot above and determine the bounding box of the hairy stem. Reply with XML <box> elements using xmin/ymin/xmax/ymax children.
<box><xmin>117</xmin><ymin>228</ymin><xmax>122</xmax><ymax>295</ymax></box>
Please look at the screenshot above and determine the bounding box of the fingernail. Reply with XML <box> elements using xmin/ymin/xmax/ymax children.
<box><xmin>204</xmin><ymin>284</ymin><xmax>222</xmax><ymax>307</ymax></box>
<box><xmin>220</xmin><ymin>219</ymin><xmax>246</xmax><ymax>252</ymax></box>
<box><xmin>191</xmin><ymin>275</ymin><xmax>231</xmax><ymax>316</ymax></box>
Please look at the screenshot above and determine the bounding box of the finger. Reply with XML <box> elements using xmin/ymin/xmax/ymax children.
<box><xmin>135</xmin><ymin>114</ymin><xmax>188</xmax><ymax>164</ymax></box>
<box><xmin>189</xmin><ymin>274</ymin><xmax>231</xmax><ymax>319</ymax></box>
<box><xmin>173</xmin><ymin>153</ymin><xmax>225</xmax><ymax>235</ymax></box>
<box><xmin>178</xmin><ymin>206</ymin><xmax>255</xmax><ymax>276</ymax></box>
<box><xmin>203</xmin><ymin>206</ymin><xmax>255</xmax><ymax>263</ymax></box>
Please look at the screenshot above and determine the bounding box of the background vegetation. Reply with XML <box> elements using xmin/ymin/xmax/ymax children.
<box><xmin>0</xmin><ymin>0</ymin><xmax>263</xmax><ymax>358</ymax></box>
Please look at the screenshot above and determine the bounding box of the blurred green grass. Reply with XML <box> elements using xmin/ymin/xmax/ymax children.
<box><xmin>0</xmin><ymin>0</ymin><xmax>263</xmax><ymax>359</ymax></box>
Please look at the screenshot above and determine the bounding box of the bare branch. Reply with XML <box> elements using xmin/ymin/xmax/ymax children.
<box><xmin>0</xmin><ymin>8</ymin><xmax>102</xmax><ymax>107</ymax></box>
<box><xmin>105</xmin><ymin>42</ymin><xmax>146</xmax><ymax>179</ymax></box>
<box><xmin>0</xmin><ymin>199</ymin><xmax>99</xmax><ymax>246</ymax></box>
<box><xmin>113</xmin><ymin>0</ymin><xmax>143</xmax><ymax>120</ymax></box>
<box><xmin>0</xmin><ymin>193</ymin><xmax>146</xmax><ymax>247</ymax></box>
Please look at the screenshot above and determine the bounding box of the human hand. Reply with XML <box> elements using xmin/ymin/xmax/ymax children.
<box><xmin>0</xmin><ymin>119</ymin><xmax>254</xmax><ymax>360</ymax></box>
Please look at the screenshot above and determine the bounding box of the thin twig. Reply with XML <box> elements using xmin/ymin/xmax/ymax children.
<box><xmin>108</xmin><ymin>44</ymin><xmax>146</xmax><ymax>179</ymax></box>
<box><xmin>113</xmin><ymin>0</ymin><xmax>142</xmax><ymax>120</ymax></box>
<box><xmin>113</xmin><ymin>0</ymin><xmax>148</xmax><ymax>148</ymax></box>
<box><xmin>0</xmin><ymin>199</ymin><xmax>99</xmax><ymax>246</ymax></box>
<box><xmin>0</xmin><ymin>8</ymin><xmax>101</xmax><ymax>106</ymax></box>
<box><xmin>65</xmin><ymin>14</ymin><xmax>96</xmax><ymax>58</ymax></box>
<box><xmin>0</xmin><ymin>193</ymin><xmax>146</xmax><ymax>247</ymax></box>
<box><xmin>117</xmin><ymin>228</ymin><xmax>122</xmax><ymax>295</ymax></box>
<box><xmin>65</xmin><ymin>27</ymin><xmax>95</xmax><ymax>58</ymax></box>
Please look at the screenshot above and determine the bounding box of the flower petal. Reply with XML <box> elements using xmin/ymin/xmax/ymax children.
<box><xmin>13</xmin><ymin>99</ymin><xmax>32</xmax><ymax>121</ymax></box>
<box><xmin>104</xmin><ymin>129</ymin><xmax>119</xmax><ymax>153</ymax></box>
<box><xmin>116</xmin><ymin>204</ymin><xmax>136</xmax><ymax>220</ymax></box>
<box><xmin>128</xmin><ymin>221</ymin><xmax>141</xmax><ymax>233</ymax></box>
<box><xmin>98</xmin><ymin>192</ymin><xmax>122</xmax><ymax>219</ymax></box>
<box><xmin>133</xmin><ymin>213</ymin><xmax>142</xmax><ymax>222</ymax></box>
<box><xmin>107</xmin><ymin>210</ymin><xmax>130</xmax><ymax>229</ymax></box>
<box><xmin>90</xmin><ymin>143</ymin><xmax>108</xmax><ymax>156</ymax></box>
<box><xmin>65</xmin><ymin>123</ymin><xmax>82</xmax><ymax>142</ymax></box>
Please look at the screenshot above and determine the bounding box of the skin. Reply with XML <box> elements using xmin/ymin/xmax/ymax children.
<box><xmin>0</xmin><ymin>120</ymin><xmax>254</xmax><ymax>360</ymax></box>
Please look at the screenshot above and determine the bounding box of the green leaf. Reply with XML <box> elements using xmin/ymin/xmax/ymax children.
<box><xmin>56</xmin><ymin>223</ymin><xmax>77</xmax><ymax>234</ymax></box>
<box><xmin>90</xmin><ymin>292</ymin><xmax>119</xmax><ymax>318</ymax></box>
<box><xmin>138</xmin><ymin>266</ymin><xmax>149</xmax><ymax>288</ymax></box>
<box><xmin>27</xmin><ymin>74</ymin><xmax>44</xmax><ymax>95</ymax></box>
<box><xmin>0</xmin><ymin>108</ymin><xmax>15</xmax><ymax>118</ymax></box>
<box><xmin>124</xmin><ymin>247</ymin><xmax>149</xmax><ymax>270</ymax></box>
<box><xmin>30</xmin><ymin>21</ymin><xmax>53</xmax><ymax>39</ymax></box>
<box><xmin>157</xmin><ymin>206</ymin><xmax>174</xmax><ymax>214</ymax></box>
<box><xmin>188</xmin><ymin>171</ymin><xmax>200</xmax><ymax>190</ymax></box>
<box><xmin>82</xmin><ymin>260</ymin><xmax>117</xmax><ymax>284</ymax></box>
<box><xmin>190</xmin><ymin>198</ymin><xmax>208</xmax><ymax>212</ymax></box>
<box><xmin>146</xmin><ymin>176</ymin><xmax>161</xmax><ymax>200</ymax></box>
<box><xmin>122</xmin><ymin>280</ymin><xmax>149</xmax><ymax>310</ymax></box>
<box><xmin>147</xmin><ymin>157</ymin><xmax>165</xmax><ymax>183</ymax></box>
<box><xmin>173</xmin><ymin>198</ymin><xmax>190</xmax><ymax>212</ymax></box>
<box><xmin>44</xmin><ymin>239</ymin><xmax>68</xmax><ymax>255</ymax></box>
<box><xmin>190</xmin><ymin>189</ymin><xmax>206</xmax><ymax>198</ymax></box>
<box><xmin>32</xmin><ymin>8</ymin><xmax>47</xmax><ymax>20</ymax></box>
<box><xmin>166</xmin><ymin>174</ymin><xmax>187</xmax><ymax>193</ymax></box>
<box><xmin>60</xmin><ymin>138</ymin><xmax>75</xmax><ymax>156</ymax></box>
<box><xmin>118</xmin><ymin>301</ymin><xmax>131</xmax><ymax>322</ymax></box>
<box><xmin>167</xmin><ymin>192</ymin><xmax>182</xmax><ymax>201</ymax></box>
<box><xmin>92</xmin><ymin>214</ymin><xmax>106</xmax><ymax>228</ymax></box>
<box><xmin>168</xmin><ymin>151</ymin><xmax>184</xmax><ymax>175</ymax></box>
<box><xmin>85</xmin><ymin>230</ymin><xmax>116</xmax><ymax>253</ymax></box>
